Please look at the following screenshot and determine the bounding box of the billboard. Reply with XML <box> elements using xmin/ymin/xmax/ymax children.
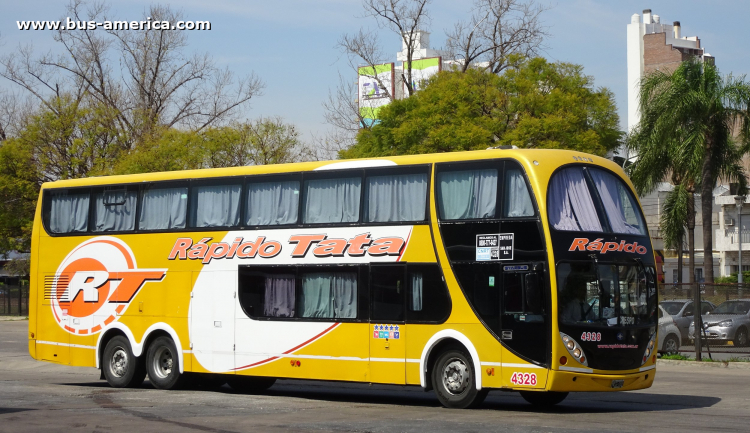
<box><xmin>403</xmin><ymin>57</ymin><xmax>441</xmax><ymax>93</ymax></box>
<box><xmin>358</xmin><ymin>63</ymin><xmax>395</xmax><ymax>127</ymax></box>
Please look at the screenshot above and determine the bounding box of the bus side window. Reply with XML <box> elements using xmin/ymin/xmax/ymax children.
<box><xmin>139</xmin><ymin>186</ymin><xmax>188</xmax><ymax>230</ymax></box>
<box><xmin>371</xmin><ymin>265</ymin><xmax>405</xmax><ymax>322</ymax></box>
<box><xmin>46</xmin><ymin>190</ymin><xmax>91</xmax><ymax>234</ymax></box>
<box><xmin>364</xmin><ymin>171</ymin><xmax>428</xmax><ymax>223</ymax></box>
<box><xmin>406</xmin><ymin>264</ymin><xmax>451</xmax><ymax>323</ymax></box>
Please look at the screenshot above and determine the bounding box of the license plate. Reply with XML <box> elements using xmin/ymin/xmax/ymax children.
<box><xmin>611</xmin><ymin>379</ymin><xmax>624</xmax><ymax>389</ymax></box>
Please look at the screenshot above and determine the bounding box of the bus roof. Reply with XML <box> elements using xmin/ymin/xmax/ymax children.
<box><xmin>40</xmin><ymin>148</ymin><xmax>627</xmax><ymax>189</ymax></box>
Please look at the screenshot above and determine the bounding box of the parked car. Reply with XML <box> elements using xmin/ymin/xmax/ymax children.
<box><xmin>657</xmin><ymin>305</ymin><xmax>681</xmax><ymax>354</ymax></box>
<box><xmin>660</xmin><ymin>299</ymin><xmax>715</xmax><ymax>344</ymax></box>
<box><xmin>688</xmin><ymin>299</ymin><xmax>750</xmax><ymax>347</ymax></box>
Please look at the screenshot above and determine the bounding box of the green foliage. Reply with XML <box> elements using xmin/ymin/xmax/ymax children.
<box><xmin>0</xmin><ymin>139</ymin><xmax>37</xmax><ymax>254</ymax></box>
<box><xmin>629</xmin><ymin>59</ymin><xmax>750</xmax><ymax>283</ymax></box>
<box><xmin>659</xmin><ymin>353</ymin><xmax>691</xmax><ymax>360</ymax></box>
<box><xmin>113</xmin><ymin>118</ymin><xmax>303</xmax><ymax>175</ymax></box>
<box><xmin>343</xmin><ymin>57</ymin><xmax>622</xmax><ymax>158</ymax></box>
<box><xmin>714</xmin><ymin>272</ymin><xmax>750</xmax><ymax>284</ymax></box>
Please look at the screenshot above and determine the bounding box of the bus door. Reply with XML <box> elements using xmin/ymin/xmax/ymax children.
<box><xmin>500</xmin><ymin>262</ymin><xmax>548</xmax><ymax>387</ymax></box>
<box><xmin>369</xmin><ymin>264</ymin><xmax>406</xmax><ymax>384</ymax></box>
<box><xmin>190</xmin><ymin>270</ymin><xmax>236</xmax><ymax>373</ymax></box>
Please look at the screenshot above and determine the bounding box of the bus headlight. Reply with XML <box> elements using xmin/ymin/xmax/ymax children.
<box><xmin>560</xmin><ymin>333</ymin><xmax>588</xmax><ymax>367</ymax></box>
<box><xmin>642</xmin><ymin>333</ymin><xmax>657</xmax><ymax>366</ymax></box>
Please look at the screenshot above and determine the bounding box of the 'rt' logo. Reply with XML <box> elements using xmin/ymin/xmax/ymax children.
<box><xmin>50</xmin><ymin>237</ymin><xmax>166</xmax><ymax>335</ymax></box>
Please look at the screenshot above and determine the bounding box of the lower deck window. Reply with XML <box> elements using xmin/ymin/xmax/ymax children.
<box><xmin>240</xmin><ymin>266</ymin><xmax>360</xmax><ymax>320</ymax></box>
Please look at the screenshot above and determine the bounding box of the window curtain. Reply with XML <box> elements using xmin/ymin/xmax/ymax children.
<box><xmin>246</xmin><ymin>181</ymin><xmax>299</xmax><ymax>226</ymax></box>
<box><xmin>589</xmin><ymin>169</ymin><xmax>645</xmax><ymax>235</ymax></box>
<box><xmin>192</xmin><ymin>185</ymin><xmax>241</xmax><ymax>227</ymax></box>
<box><xmin>49</xmin><ymin>194</ymin><xmax>89</xmax><ymax>233</ymax></box>
<box><xmin>437</xmin><ymin>169</ymin><xmax>497</xmax><ymax>220</ymax></box>
<box><xmin>93</xmin><ymin>191</ymin><xmax>137</xmax><ymax>232</ymax></box>
<box><xmin>503</xmin><ymin>168</ymin><xmax>534</xmax><ymax>217</ymax></box>
<box><xmin>303</xmin><ymin>178</ymin><xmax>361</xmax><ymax>223</ymax></box>
<box><xmin>300</xmin><ymin>272</ymin><xmax>357</xmax><ymax>318</ymax></box>
<box><xmin>263</xmin><ymin>275</ymin><xmax>296</xmax><ymax>317</ymax></box>
<box><xmin>139</xmin><ymin>187</ymin><xmax>188</xmax><ymax>230</ymax></box>
<box><xmin>409</xmin><ymin>272</ymin><xmax>423</xmax><ymax>311</ymax></box>
<box><xmin>365</xmin><ymin>173</ymin><xmax>428</xmax><ymax>222</ymax></box>
<box><xmin>548</xmin><ymin>168</ymin><xmax>602</xmax><ymax>231</ymax></box>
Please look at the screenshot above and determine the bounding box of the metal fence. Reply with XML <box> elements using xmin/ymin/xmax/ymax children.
<box><xmin>0</xmin><ymin>285</ymin><xmax>29</xmax><ymax>316</ymax></box>
<box><xmin>660</xmin><ymin>283</ymin><xmax>750</xmax><ymax>358</ymax></box>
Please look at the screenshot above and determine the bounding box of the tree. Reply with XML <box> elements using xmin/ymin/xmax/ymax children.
<box><xmin>327</xmin><ymin>0</ymin><xmax>549</xmax><ymax>151</ymax></box>
<box><xmin>629</xmin><ymin>59</ymin><xmax>750</xmax><ymax>360</ymax></box>
<box><xmin>342</xmin><ymin>57</ymin><xmax>622</xmax><ymax>158</ymax></box>
<box><xmin>446</xmin><ymin>0</ymin><xmax>548</xmax><ymax>73</ymax></box>
<box><xmin>633</xmin><ymin>59</ymin><xmax>750</xmax><ymax>286</ymax></box>
<box><xmin>113</xmin><ymin>117</ymin><xmax>305</xmax><ymax>174</ymax></box>
<box><xmin>0</xmin><ymin>1</ymin><xmax>263</xmax><ymax>146</ymax></box>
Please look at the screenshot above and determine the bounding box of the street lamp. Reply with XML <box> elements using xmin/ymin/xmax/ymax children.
<box><xmin>735</xmin><ymin>195</ymin><xmax>745</xmax><ymax>285</ymax></box>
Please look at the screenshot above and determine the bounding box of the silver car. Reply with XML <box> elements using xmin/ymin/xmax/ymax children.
<box><xmin>660</xmin><ymin>299</ymin><xmax>715</xmax><ymax>344</ymax></box>
<box><xmin>688</xmin><ymin>299</ymin><xmax>750</xmax><ymax>347</ymax></box>
<box><xmin>658</xmin><ymin>305</ymin><xmax>681</xmax><ymax>354</ymax></box>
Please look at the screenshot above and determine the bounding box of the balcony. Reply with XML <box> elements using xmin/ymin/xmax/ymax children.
<box><xmin>717</xmin><ymin>228</ymin><xmax>750</xmax><ymax>251</ymax></box>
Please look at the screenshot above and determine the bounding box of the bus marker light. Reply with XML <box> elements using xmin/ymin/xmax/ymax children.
<box><xmin>486</xmin><ymin>368</ymin><xmax>494</xmax><ymax>376</ymax></box>
<box><xmin>579</xmin><ymin>356</ymin><xmax>586</xmax><ymax>363</ymax></box>
<box><xmin>560</xmin><ymin>356</ymin><xmax>567</xmax><ymax>365</ymax></box>
<box><xmin>296</xmin><ymin>360</ymin><xmax>301</xmax><ymax>367</ymax></box>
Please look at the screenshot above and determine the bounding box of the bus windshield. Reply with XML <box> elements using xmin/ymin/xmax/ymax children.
<box><xmin>557</xmin><ymin>261</ymin><xmax>657</xmax><ymax>327</ymax></box>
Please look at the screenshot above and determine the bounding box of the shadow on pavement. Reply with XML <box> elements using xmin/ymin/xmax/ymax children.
<box><xmin>58</xmin><ymin>379</ymin><xmax>722</xmax><ymax>413</ymax></box>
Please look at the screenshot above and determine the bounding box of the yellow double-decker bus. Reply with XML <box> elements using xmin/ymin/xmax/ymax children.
<box><xmin>28</xmin><ymin>148</ymin><xmax>658</xmax><ymax>408</ymax></box>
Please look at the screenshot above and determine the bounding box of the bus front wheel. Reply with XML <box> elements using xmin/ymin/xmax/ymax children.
<box><xmin>146</xmin><ymin>336</ymin><xmax>186</xmax><ymax>390</ymax></box>
<box><xmin>102</xmin><ymin>335</ymin><xmax>146</xmax><ymax>388</ymax></box>
<box><xmin>431</xmin><ymin>349</ymin><xmax>487</xmax><ymax>409</ymax></box>
<box><xmin>519</xmin><ymin>391</ymin><xmax>568</xmax><ymax>407</ymax></box>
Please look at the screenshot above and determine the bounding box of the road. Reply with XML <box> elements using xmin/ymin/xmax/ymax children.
<box><xmin>1</xmin><ymin>319</ymin><xmax>749</xmax><ymax>432</ymax></box>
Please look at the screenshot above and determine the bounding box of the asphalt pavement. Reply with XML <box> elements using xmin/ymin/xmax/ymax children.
<box><xmin>1</xmin><ymin>319</ymin><xmax>749</xmax><ymax>432</ymax></box>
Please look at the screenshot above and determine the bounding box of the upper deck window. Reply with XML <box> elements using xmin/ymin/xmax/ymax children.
<box><xmin>93</xmin><ymin>190</ymin><xmax>137</xmax><ymax>232</ymax></box>
<box><xmin>48</xmin><ymin>192</ymin><xmax>89</xmax><ymax>233</ymax></box>
<box><xmin>246</xmin><ymin>180</ymin><xmax>299</xmax><ymax>226</ymax></box>
<box><xmin>589</xmin><ymin>169</ymin><xmax>646</xmax><ymax>235</ymax></box>
<box><xmin>548</xmin><ymin>166</ymin><xmax>646</xmax><ymax>235</ymax></box>
<box><xmin>437</xmin><ymin>169</ymin><xmax>498</xmax><ymax>220</ymax></box>
<box><xmin>139</xmin><ymin>186</ymin><xmax>188</xmax><ymax>230</ymax></box>
<box><xmin>303</xmin><ymin>177</ymin><xmax>361</xmax><ymax>224</ymax></box>
<box><xmin>190</xmin><ymin>183</ymin><xmax>242</xmax><ymax>228</ymax></box>
<box><xmin>364</xmin><ymin>173</ymin><xmax>428</xmax><ymax>222</ymax></box>
<box><xmin>503</xmin><ymin>167</ymin><xmax>534</xmax><ymax>217</ymax></box>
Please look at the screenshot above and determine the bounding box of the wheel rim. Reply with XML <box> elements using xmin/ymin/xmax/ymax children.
<box><xmin>441</xmin><ymin>357</ymin><xmax>470</xmax><ymax>395</ymax></box>
<box><xmin>739</xmin><ymin>331</ymin><xmax>748</xmax><ymax>346</ymax></box>
<box><xmin>110</xmin><ymin>347</ymin><xmax>128</xmax><ymax>378</ymax></box>
<box><xmin>151</xmin><ymin>346</ymin><xmax>174</xmax><ymax>379</ymax></box>
<box><xmin>665</xmin><ymin>337</ymin><xmax>678</xmax><ymax>353</ymax></box>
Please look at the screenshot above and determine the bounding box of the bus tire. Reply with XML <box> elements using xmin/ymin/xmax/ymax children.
<box><xmin>519</xmin><ymin>391</ymin><xmax>568</xmax><ymax>407</ymax></box>
<box><xmin>102</xmin><ymin>335</ymin><xmax>146</xmax><ymax>388</ymax></box>
<box><xmin>431</xmin><ymin>349</ymin><xmax>486</xmax><ymax>409</ymax></box>
<box><xmin>227</xmin><ymin>375</ymin><xmax>276</xmax><ymax>393</ymax></box>
<box><xmin>146</xmin><ymin>336</ymin><xmax>185</xmax><ymax>390</ymax></box>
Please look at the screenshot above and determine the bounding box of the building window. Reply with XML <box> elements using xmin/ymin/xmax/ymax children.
<box><xmin>694</xmin><ymin>268</ymin><xmax>703</xmax><ymax>283</ymax></box>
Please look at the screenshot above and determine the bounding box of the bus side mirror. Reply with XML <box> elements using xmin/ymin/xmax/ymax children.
<box><xmin>525</xmin><ymin>273</ymin><xmax>542</xmax><ymax>314</ymax></box>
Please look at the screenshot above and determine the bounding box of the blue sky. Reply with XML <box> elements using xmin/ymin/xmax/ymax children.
<box><xmin>2</xmin><ymin>0</ymin><xmax>750</xmax><ymax>143</ymax></box>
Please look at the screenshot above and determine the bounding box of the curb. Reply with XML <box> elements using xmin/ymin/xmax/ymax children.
<box><xmin>0</xmin><ymin>317</ymin><xmax>28</xmax><ymax>322</ymax></box>
<box><xmin>657</xmin><ymin>359</ymin><xmax>750</xmax><ymax>369</ymax></box>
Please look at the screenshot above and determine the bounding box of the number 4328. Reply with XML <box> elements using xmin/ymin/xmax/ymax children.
<box><xmin>510</xmin><ymin>372</ymin><xmax>537</xmax><ymax>386</ymax></box>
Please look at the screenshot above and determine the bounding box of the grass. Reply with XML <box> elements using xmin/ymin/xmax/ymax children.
<box><xmin>659</xmin><ymin>353</ymin><xmax>750</xmax><ymax>362</ymax></box>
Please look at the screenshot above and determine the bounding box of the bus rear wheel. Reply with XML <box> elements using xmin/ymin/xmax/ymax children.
<box><xmin>102</xmin><ymin>335</ymin><xmax>146</xmax><ymax>388</ymax></box>
<box><xmin>146</xmin><ymin>336</ymin><xmax>186</xmax><ymax>390</ymax></box>
<box><xmin>431</xmin><ymin>349</ymin><xmax>487</xmax><ymax>409</ymax></box>
<box><xmin>519</xmin><ymin>391</ymin><xmax>568</xmax><ymax>407</ymax></box>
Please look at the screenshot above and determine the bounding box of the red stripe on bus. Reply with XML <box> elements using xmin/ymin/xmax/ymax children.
<box><xmin>232</xmin><ymin>322</ymin><xmax>341</xmax><ymax>371</ymax></box>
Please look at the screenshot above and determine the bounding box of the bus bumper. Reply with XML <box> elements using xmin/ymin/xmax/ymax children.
<box><xmin>546</xmin><ymin>366</ymin><xmax>655</xmax><ymax>392</ymax></box>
